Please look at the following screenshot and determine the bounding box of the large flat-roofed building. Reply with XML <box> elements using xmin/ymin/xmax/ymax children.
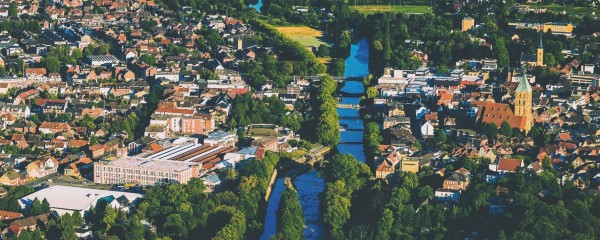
<box><xmin>19</xmin><ymin>186</ymin><xmax>142</xmax><ymax>216</ymax></box>
<box><xmin>562</xmin><ymin>73</ymin><xmax>600</xmax><ymax>86</ymax></box>
<box><xmin>87</xmin><ymin>55</ymin><xmax>120</xmax><ymax>66</ymax></box>
<box><xmin>93</xmin><ymin>157</ymin><xmax>201</xmax><ymax>185</ymax></box>
<box><xmin>142</xmin><ymin>144</ymin><xmax>238</xmax><ymax>171</ymax></box>
<box><xmin>542</xmin><ymin>22</ymin><xmax>574</xmax><ymax>34</ymax></box>
<box><xmin>204</xmin><ymin>131</ymin><xmax>237</xmax><ymax>147</ymax></box>
<box><xmin>508</xmin><ymin>22</ymin><xmax>574</xmax><ymax>36</ymax></box>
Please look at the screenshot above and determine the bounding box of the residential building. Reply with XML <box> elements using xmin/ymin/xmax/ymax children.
<box><xmin>38</xmin><ymin>122</ymin><xmax>71</xmax><ymax>134</ymax></box>
<box><xmin>0</xmin><ymin>170</ymin><xmax>26</xmax><ymax>186</ymax></box>
<box><xmin>435</xmin><ymin>189</ymin><xmax>460</xmax><ymax>202</ymax></box>
<box><xmin>400</xmin><ymin>158</ymin><xmax>419</xmax><ymax>173</ymax></box>
<box><xmin>1</xmin><ymin>214</ymin><xmax>49</xmax><ymax>238</ymax></box>
<box><xmin>26</xmin><ymin>157</ymin><xmax>58</xmax><ymax>178</ymax></box>
<box><xmin>462</xmin><ymin>17</ymin><xmax>475</xmax><ymax>32</ymax></box>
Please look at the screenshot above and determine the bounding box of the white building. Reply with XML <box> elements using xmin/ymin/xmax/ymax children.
<box><xmin>421</xmin><ymin>121</ymin><xmax>434</xmax><ymax>138</ymax></box>
<box><xmin>204</xmin><ymin>131</ymin><xmax>237</xmax><ymax>147</ymax></box>
<box><xmin>19</xmin><ymin>186</ymin><xmax>142</xmax><ymax>216</ymax></box>
<box><xmin>434</xmin><ymin>189</ymin><xmax>460</xmax><ymax>202</ymax></box>
<box><xmin>87</xmin><ymin>55</ymin><xmax>120</xmax><ymax>66</ymax></box>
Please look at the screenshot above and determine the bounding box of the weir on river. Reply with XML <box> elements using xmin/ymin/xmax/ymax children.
<box><xmin>260</xmin><ymin>38</ymin><xmax>369</xmax><ymax>239</ymax></box>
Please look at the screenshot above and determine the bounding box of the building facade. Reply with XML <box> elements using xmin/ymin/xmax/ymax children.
<box><xmin>93</xmin><ymin>157</ymin><xmax>201</xmax><ymax>186</ymax></box>
<box><xmin>462</xmin><ymin>18</ymin><xmax>475</xmax><ymax>32</ymax></box>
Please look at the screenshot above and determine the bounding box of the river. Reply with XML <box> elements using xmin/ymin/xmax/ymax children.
<box><xmin>249</xmin><ymin>0</ymin><xmax>263</xmax><ymax>12</ymax></box>
<box><xmin>259</xmin><ymin>38</ymin><xmax>369</xmax><ymax>239</ymax></box>
<box><xmin>338</xmin><ymin>38</ymin><xmax>369</xmax><ymax>162</ymax></box>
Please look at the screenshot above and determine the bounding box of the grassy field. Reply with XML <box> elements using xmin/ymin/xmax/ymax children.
<box><xmin>523</xmin><ymin>3</ymin><xmax>598</xmax><ymax>16</ymax></box>
<box><xmin>275</xmin><ymin>26</ymin><xmax>327</xmax><ymax>47</ymax></box>
<box><xmin>317</xmin><ymin>57</ymin><xmax>331</xmax><ymax>64</ymax></box>
<box><xmin>350</xmin><ymin>5</ymin><xmax>430</xmax><ymax>14</ymax></box>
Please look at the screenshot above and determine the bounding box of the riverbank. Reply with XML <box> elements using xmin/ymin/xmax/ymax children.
<box><xmin>259</xmin><ymin>146</ymin><xmax>330</xmax><ymax>240</ymax></box>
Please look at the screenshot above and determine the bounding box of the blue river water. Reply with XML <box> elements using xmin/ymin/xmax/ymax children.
<box><xmin>338</xmin><ymin>38</ymin><xmax>369</xmax><ymax>162</ymax></box>
<box><xmin>259</xmin><ymin>178</ymin><xmax>285</xmax><ymax>240</ymax></box>
<box><xmin>294</xmin><ymin>171</ymin><xmax>325</xmax><ymax>239</ymax></box>
<box><xmin>260</xmin><ymin>38</ymin><xmax>369</xmax><ymax>239</ymax></box>
<box><xmin>249</xmin><ymin>0</ymin><xmax>263</xmax><ymax>12</ymax></box>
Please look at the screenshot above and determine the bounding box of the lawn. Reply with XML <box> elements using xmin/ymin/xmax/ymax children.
<box><xmin>523</xmin><ymin>3</ymin><xmax>598</xmax><ymax>16</ymax></box>
<box><xmin>275</xmin><ymin>26</ymin><xmax>327</xmax><ymax>47</ymax></box>
<box><xmin>350</xmin><ymin>5</ymin><xmax>430</xmax><ymax>14</ymax></box>
<box><xmin>317</xmin><ymin>57</ymin><xmax>331</xmax><ymax>64</ymax></box>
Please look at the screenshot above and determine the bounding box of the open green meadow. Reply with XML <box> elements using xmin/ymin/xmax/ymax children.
<box><xmin>523</xmin><ymin>3</ymin><xmax>598</xmax><ymax>17</ymax></box>
<box><xmin>349</xmin><ymin>5</ymin><xmax>430</xmax><ymax>14</ymax></box>
<box><xmin>275</xmin><ymin>26</ymin><xmax>327</xmax><ymax>48</ymax></box>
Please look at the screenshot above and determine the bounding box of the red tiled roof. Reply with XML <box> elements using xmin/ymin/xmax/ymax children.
<box><xmin>35</xmin><ymin>99</ymin><xmax>66</xmax><ymax>105</ymax></box>
<box><xmin>497</xmin><ymin>158</ymin><xmax>522</xmax><ymax>172</ymax></box>
<box><xmin>39</xmin><ymin>122</ymin><xmax>70</xmax><ymax>130</ymax></box>
<box><xmin>0</xmin><ymin>210</ymin><xmax>22</xmax><ymax>221</ymax></box>
<box><xmin>472</xmin><ymin>101</ymin><xmax>528</xmax><ymax>130</ymax></box>
<box><xmin>155</xmin><ymin>107</ymin><xmax>194</xmax><ymax>115</ymax></box>
<box><xmin>69</xmin><ymin>140</ymin><xmax>89</xmax><ymax>147</ymax></box>
<box><xmin>558</xmin><ymin>132</ymin><xmax>572</xmax><ymax>141</ymax></box>
<box><xmin>78</xmin><ymin>157</ymin><xmax>92</xmax><ymax>164</ymax></box>
<box><xmin>25</xmin><ymin>68</ymin><xmax>47</xmax><ymax>76</ymax></box>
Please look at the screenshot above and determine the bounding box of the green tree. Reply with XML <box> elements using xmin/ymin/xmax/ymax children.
<box><xmin>363</xmin><ymin>122</ymin><xmax>382</xmax><ymax>161</ymax></box>
<box><xmin>483</xmin><ymin>122</ymin><xmax>499</xmax><ymax>141</ymax></box>
<box><xmin>29</xmin><ymin>198</ymin><xmax>44</xmax><ymax>215</ymax></box>
<box><xmin>323</xmin><ymin>185</ymin><xmax>351</xmax><ymax>240</ymax></box>
<box><xmin>315</xmin><ymin>75</ymin><xmax>340</xmax><ymax>147</ymax></box>
<box><xmin>495</xmin><ymin>37</ymin><xmax>510</xmax><ymax>68</ymax></box>
<box><xmin>418</xmin><ymin>185</ymin><xmax>434</xmax><ymax>198</ymax></box>
<box><xmin>399</xmin><ymin>172</ymin><xmax>419</xmax><ymax>189</ymax></box>
<box><xmin>383</xmin><ymin>19</ymin><xmax>392</xmax><ymax>65</ymax></box>
<box><xmin>273</xmin><ymin>187</ymin><xmax>304</xmax><ymax>240</ymax></box>
<box><xmin>163</xmin><ymin>213</ymin><xmax>188</xmax><ymax>238</ymax></box>
<box><xmin>138</xmin><ymin>54</ymin><xmax>156</xmax><ymax>66</ymax></box>
<box><xmin>72</xmin><ymin>211</ymin><xmax>84</xmax><ymax>226</ymax></box>
<box><xmin>366</xmin><ymin>86</ymin><xmax>378</xmax><ymax>99</ymax></box>
<box><xmin>317</xmin><ymin>44</ymin><xmax>330</xmax><ymax>57</ymax></box>
<box><xmin>43</xmin><ymin>56</ymin><xmax>61</xmax><ymax>73</ymax></box>
<box><xmin>123</xmin><ymin>215</ymin><xmax>145</xmax><ymax>240</ymax></box>
<box><xmin>434</xmin><ymin>128</ymin><xmax>447</xmax><ymax>145</ymax></box>
<box><xmin>8</xmin><ymin>2</ymin><xmax>17</xmax><ymax>18</ymax></box>
<box><xmin>329</xmin><ymin>58</ymin><xmax>345</xmax><ymax>76</ymax></box>
<box><xmin>500</xmin><ymin>120</ymin><xmax>512</xmax><ymax>137</ymax></box>
<box><xmin>374</xmin><ymin>208</ymin><xmax>394</xmax><ymax>240</ymax></box>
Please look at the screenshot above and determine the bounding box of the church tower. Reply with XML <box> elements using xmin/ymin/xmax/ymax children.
<box><xmin>515</xmin><ymin>74</ymin><xmax>533</xmax><ymax>133</ymax></box>
<box><xmin>536</xmin><ymin>34</ymin><xmax>544</xmax><ymax>66</ymax></box>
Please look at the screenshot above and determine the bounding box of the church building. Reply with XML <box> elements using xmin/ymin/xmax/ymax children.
<box><xmin>520</xmin><ymin>35</ymin><xmax>544</xmax><ymax>67</ymax></box>
<box><xmin>472</xmin><ymin>76</ymin><xmax>533</xmax><ymax>133</ymax></box>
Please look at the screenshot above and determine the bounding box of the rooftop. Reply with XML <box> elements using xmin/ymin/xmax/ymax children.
<box><xmin>100</xmin><ymin>157</ymin><xmax>200</xmax><ymax>172</ymax></box>
<box><xmin>19</xmin><ymin>186</ymin><xmax>142</xmax><ymax>216</ymax></box>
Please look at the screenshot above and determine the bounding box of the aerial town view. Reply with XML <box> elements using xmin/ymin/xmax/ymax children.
<box><xmin>0</xmin><ymin>0</ymin><xmax>598</xmax><ymax>239</ymax></box>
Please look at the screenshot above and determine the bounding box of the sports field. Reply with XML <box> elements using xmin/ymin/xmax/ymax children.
<box><xmin>523</xmin><ymin>3</ymin><xmax>597</xmax><ymax>16</ymax></box>
<box><xmin>350</xmin><ymin>5</ymin><xmax>430</xmax><ymax>14</ymax></box>
<box><xmin>275</xmin><ymin>26</ymin><xmax>327</xmax><ymax>47</ymax></box>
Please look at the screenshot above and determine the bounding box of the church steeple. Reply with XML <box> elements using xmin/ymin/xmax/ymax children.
<box><xmin>514</xmin><ymin>72</ymin><xmax>533</xmax><ymax>133</ymax></box>
<box><xmin>536</xmin><ymin>32</ymin><xmax>544</xmax><ymax>66</ymax></box>
<box><xmin>516</xmin><ymin>73</ymin><xmax>532</xmax><ymax>92</ymax></box>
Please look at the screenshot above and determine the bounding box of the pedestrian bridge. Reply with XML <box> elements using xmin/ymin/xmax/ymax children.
<box><xmin>337</xmin><ymin>103</ymin><xmax>361</xmax><ymax>109</ymax></box>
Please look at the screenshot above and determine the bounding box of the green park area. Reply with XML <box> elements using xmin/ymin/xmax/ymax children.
<box><xmin>350</xmin><ymin>4</ymin><xmax>430</xmax><ymax>14</ymax></box>
<box><xmin>275</xmin><ymin>26</ymin><xmax>328</xmax><ymax>48</ymax></box>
